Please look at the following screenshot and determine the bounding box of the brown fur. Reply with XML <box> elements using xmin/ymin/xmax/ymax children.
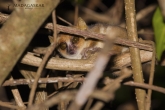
<box><xmin>55</xmin><ymin>18</ymin><xmax>127</xmax><ymax>59</ymax></box>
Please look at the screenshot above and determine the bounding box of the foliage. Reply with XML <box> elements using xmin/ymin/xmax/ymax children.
<box><xmin>153</xmin><ymin>7</ymin><xmax>165</xmax><ymax>60</ymax></box>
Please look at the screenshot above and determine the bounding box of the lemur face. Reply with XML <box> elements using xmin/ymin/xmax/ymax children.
<box><xmin>57</xmin><ymin>33</ymin><xmax>86</xmax><ymax>59</ymax></box>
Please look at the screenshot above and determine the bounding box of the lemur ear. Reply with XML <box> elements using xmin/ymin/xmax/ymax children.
<box><xmin>76</xmin><ymin>17</ymin><xmax>87</xmax><ymax>30</ymax></box>
<box><xmin>48</xmin><ymin>36</ymin><xmax>54</xmax><ymax>44</ymax></box>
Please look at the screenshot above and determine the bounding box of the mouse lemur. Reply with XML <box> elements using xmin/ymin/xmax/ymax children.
<box><xmin>52</xmin><ymin>18</ymin><xmax>128</xmax><ymax>59</ymax></box>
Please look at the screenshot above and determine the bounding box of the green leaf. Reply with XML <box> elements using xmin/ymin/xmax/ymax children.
<box><xmin>153</xmin><ymin>7</ymin><xmax>165</xmax><ymax>60</ymax></box>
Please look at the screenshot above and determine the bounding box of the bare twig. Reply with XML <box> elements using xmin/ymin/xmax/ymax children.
<box><xmin>86</xmin><ymin>0</ymin><xmax>102</xmax><ymax>10</ymax></box>
<box><xmin>124</xmin><ymin>0</ymin><xmax>146</xmax><ymax>110</ymax></box>
<box><xmin>26</xmin><ymin>79</ymin><xmax>165</xmax><ymax>110</ymax></box>
<box><xmin>104</xmin><ymin>78</ymin><xmax>165</xmax><ymax>94</ymax></box>
<box><xmin>21</xmin><ymin>52</ymin><xmax>95</xmax><ymax>71</ymax></box>
<box><xmin>27</xmin><ymin>91</ymin><xmax>77</xmax><ymax>110</ymax></box>
<box><xmin>105</xmin><ymin>0</ymin><xmax>124</xmax><ymax>24</ymax></box>
<box><xmin>112</xmin><ymin>50</ymin><xmax>152</xmax><ymax>70</ymax></box>
<box><xmin>87</xmin><ymin>0</ymin><xmax>108</xmax><ymax>11</ymax></box>
<box><xmin>83</xmin><ymin>0</ymin><xmax>124</xmax><ymax>24</ymax></box>
<box><xmin>53</xmin><ymin>10</ymin><xmax>66</xmax><ymax>110</ymax></box>
<box><xmin>138</xmin><ymin>29</ymin><xmax>154</xmax><ymax>35</ymax></box>
<box><xmin>91</xmin><ymin>68</ymin><xmax>132</xmax><ymax>110</ymax></box>
<box><xmin>124</xmin><ymin>81</ymin><xmax>165</xmax><ymax>94</ymax></box>
<box><xmin>136</xmin><ymin>4</ymin><xmax>157</xmax><ymax>21</ymax></box>
<box><xmin>47</xmin><ymin>82</ymin><xmax>74</xmax><ymax>98</ymax></box>
<box><xmin>28</xmin><ymin>43</ymin><xmax>56</xmax><ymax>106</ymax></box>
<box><xmin>54</xmin><ymin>10</ymin><xmax>65</xmax><ymax>110</ymax></box>
<box><xmin>81</xmin><ymin>4</ymin><xmax>156</xmax><ymax>25</ymax></box>
<box><xmin>0</xmin><ymin>13</ymin><xmax>153</xmax><ymax>51</ymax></box>
<box><xmin>52</xmin><ymin>10</ymin><xmax>57</xmax><ymax>43</ymax></box>
<box><xmin>21</xmin><ymin>50</ymin><xmax>152</xmax><ymax>72</ymax></box>
<box><xmin>27</xmin><ymin>88</ymin><xmax>120</xmax><ymax>110</ymax></box>
<box><xmin>57</xmin><ymin>16</ymin><xmax>73</xmax><ymax>26</ymax></box>
<box><xmin>10</xmin><ymin>77</ymin><xmax>26</xmax><ymax>109</ymax></box>
<box><xmin>0</xmin><ymin>101</ymin><xmax>20</xmax><ymax>110</ymax></box>
<box><xmin>28</xmin><ymin>8</ymin><xmax>58</xmax><ymax>106</ymax></box>
<box><xmin>2</xmin><ymin>77</ymin><xmax>84</xmax><ymax>86</ymax></box>
<box><xmin>2</xmin><ymin>77</ymin><xmax>165</xmax><ymax>95</ymax></box>
<box><xmin>143</xmin><ymin>41</ymin><xmax>156</xmax><ymax>110</ymax></box>
<box><xmin>84</xmin><ymin>99</ymin><xmax>93</xmax><ymax>110</ymax></box>
<box><xmin>18</xmin><ymin>63</ymin><xmax>48</xmax><ymax>108</ymax></box>
<box><xmin>46</xmin><ymin>24</ymin><xmax>153</xmax><ymax>51</ymax></box>
<box><xmin>80</xmin><ymin>6</ymin><xmax>111</xmax><ymax>23</ymax></box>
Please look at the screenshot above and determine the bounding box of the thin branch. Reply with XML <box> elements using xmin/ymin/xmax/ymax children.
<box><xmin>81</xmin><ymin>4</ymin><xmax>156</xmax><ymax>25</ymax></box>
<box><xmin>46</xmin><ymin>24</ymin><xmax>153</xmax><ymax>51</ymax></box>
<box><xmin>0</xmin><ymin>101</ymin><xmax>20</xmax><ymax>110</ymax></box>
<box><xmin>28</xmin><ymin>8</ymin><xmax>58</xmax><ymax>106</ymax></box>
<box><xmin>21</xmin><ymin>52</ymin><xmax>95</xmax><ymax>71</ymax></box>
<box><xmin>136</xmin><ymin>4</ymin><xmax>157</xmax><ymax>21</ymax></box>
<box><xmin>144</xmin><ymin>41</ymin><xmax>156</xmax><ymax>110</ymax></box>
<box><xmin>138</xmin><ymin>29</ymin><xmax>154</xmax><ymax>35</ymax></box>
<box><xmin>91</xmin><ymin>68</ymin><xmax>132</xmax><ymax>110</ymax></box>
<box><xmin>105</xmin><ymin>0</ymin><xmax>124</xmax><ymax>24</ymax></box>
<box><xmin>18</xmin><ymin>63</ymin><xmax>48</xmax><ymax>107</ymax></box>
<box><xmin>124</xmin><ymin>0</ymin><xmax>146</xmax><ymax>110</ymax></box>
<box><xmin>80</xmin><ymin>6</ymin><xmax>112</xmax><ymax>23</ymax></box>
<box><xmin>104</xmin><ymin>78</ymin><xmax>165</xmax><ymax>94</ymax></box>
<box><xmin>10</xmin><ymin>77</ymin><xmax>26</xmax><ymax>109</ymax></box>
<box><xmin>112</xmin><ymin>50</ymin><xmax>152</xmax><ymax>70</ymax></box>
<box><xmin>52</xmin><ymin>10</ymin><xmax>57</xmax><ymax>43</ymax></box>
<box><xmin>2</xmin><ymin>77</ymin><xmax>165</xmax><ymax>95</ymax></box>
<box><xmin>53</xmin><ymin>10</ymin><xmax>67</xmax><ymax>110</ymax></box>
<box><xmin>124</xmin><ymin>81</ymin><xmax>165</xmax><ymax>94</ymax></box>
<box><xmin>21</xmin><ymin>50</ymin><xmax>152</xmax><ymax>72</ymax></box>
<box><xmin>47</xmin><ymin>82</ymin><xmax>74</xmax><ymax>98</ymax></box>
<box><xmin>26</xmin><ymin>78</ymin><xmax>165</xmax><ymax>110</ymax></box>
<box><xmin>28</xmin><ymin>43</ymin><xmax>56</xmax><ymax>106</ymax></box>
<box><xmin>27</xmin><ymin>91</ymin><xmax>77</xmax><ymax>110</ymax></box>
<box><xmin>0</xmin><ymin>13</ymin><xmax>153</xmax><ymax>51</ymax></box>
<box><xmin>86</xmin><ymin>0</ymin><xmax>102</xmax><ymax>10</ymax></box>
<box><xmin>57</xmin><ymin>16</ymin><xmax>73</xmax><ymax>26</ymax></box>
<box><xmin>84</xmin><ymin>99</ymin><xmax>93</xmax><ymax>110</ymax></box>
<box><xmin>3</xmin><ymin>77</ymin><xmax>84</xmax><ymax>86</ymax></box>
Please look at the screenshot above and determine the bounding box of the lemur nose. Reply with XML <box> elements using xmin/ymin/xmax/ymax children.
<box><xmin>67</xmin><ymin>45</ymin><xmax>76</xmax><ymax>55</ymax></box>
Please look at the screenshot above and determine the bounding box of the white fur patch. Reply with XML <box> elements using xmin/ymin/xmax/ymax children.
<box><xmin>99</xmin><ymin>26</ymin><xmax>106</xmax><ymax>34</ymax></box>
<box><xmin>122</xmin><ymin>47</ymin><xmax>129</xmax><ymax>53</ymax></box>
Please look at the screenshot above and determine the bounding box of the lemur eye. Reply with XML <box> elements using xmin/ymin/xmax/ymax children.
<box><xmin>72</xmin><ymin>36</ymin><xmax>79</xmax><ymax>44</ymax></box>
<box><xmin>59</xmin><ymin>42</ymin><xmax>67</xmax><ymax>50</ymax></box>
